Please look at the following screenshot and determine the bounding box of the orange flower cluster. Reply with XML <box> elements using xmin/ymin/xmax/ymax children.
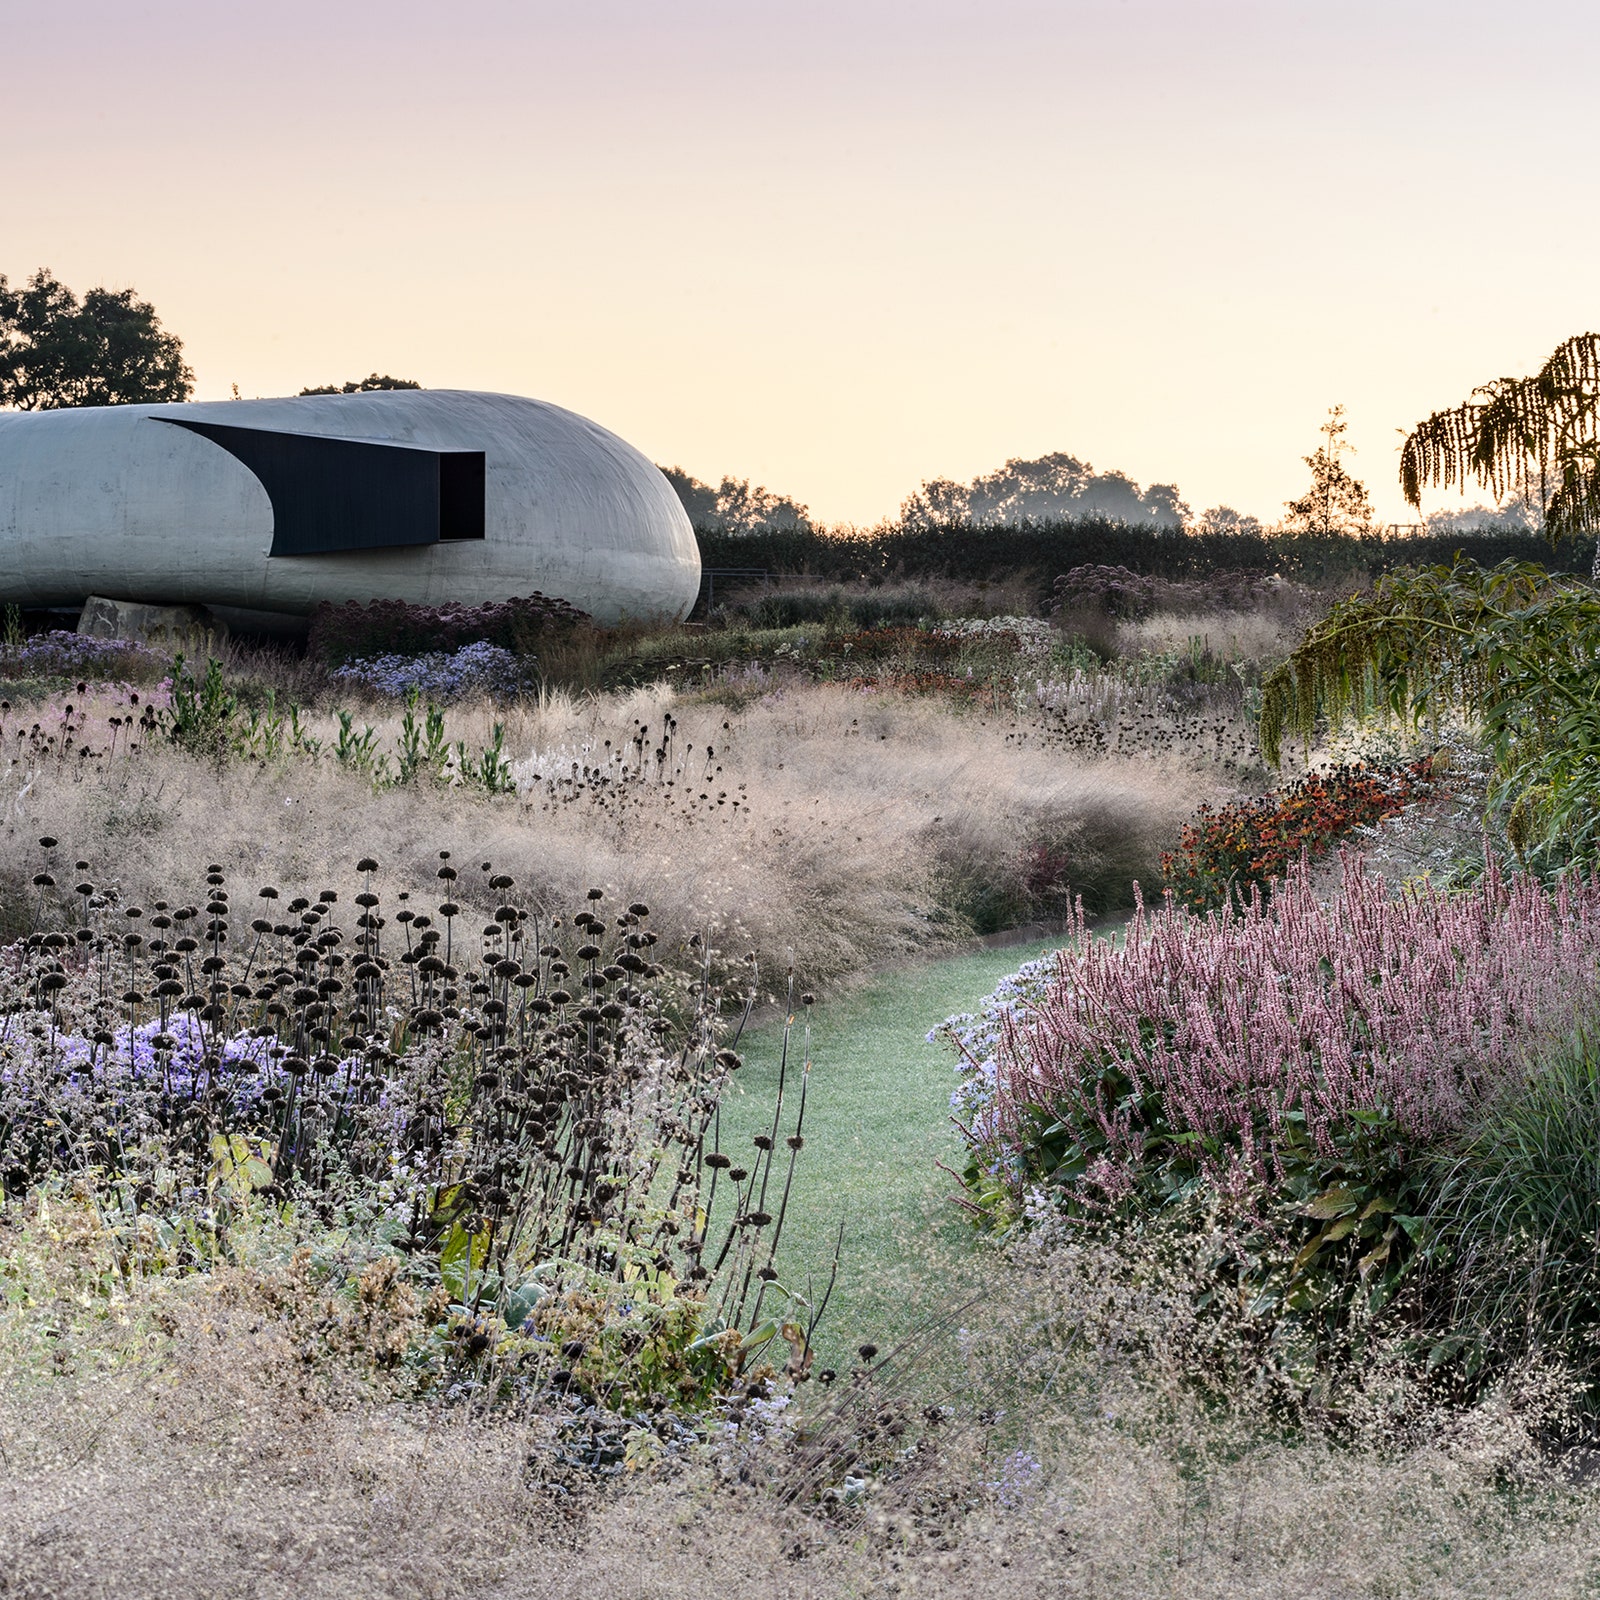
<box><xmin>1161</xmin><ymin>757</ymin><xmax>1437</xmax><ymax>912</ymax></box>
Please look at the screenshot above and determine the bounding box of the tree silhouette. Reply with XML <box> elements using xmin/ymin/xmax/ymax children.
<box><xmin>1195</xmin><ymin>504</ymin><xmax>1264</xmax><ymax>536</ymax></box>
<box><xmin>1400</xmin><ymin>333</ymin><xmax>1600</xmax><ymax>576</ymax></box>
<box><xmin>900</xmin><ymin>451</ymin><xmax>1189</xmax><ymax>528</ymax></box>
<box><xmin>659</xmin><ymin>466</ymin><xmax>811</xmax><ymax>533</ymax></box>
<box><xmin>1282</xmin><ymin>406</ymin><xmax>1376</xmax><ymax>536</ymax></box>
<box><xmin>299</xmin><ymin>373</ymin><xmax>422</xmax><ymax>395</ymax></box>
<box><xmin>0</xmin><ymin>268</ymin><xmax>192</xmax><ymax>410</ymax></box>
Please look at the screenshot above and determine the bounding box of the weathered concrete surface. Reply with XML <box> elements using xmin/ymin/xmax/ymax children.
<box><xmin>0</xmin><ymin>391</ymin><xmax>700</xmax><ymax>625</ymax></box>
<box><xmin>77</xmin><ymin>595</ymin><xmax>223</xmax><ymax>645</ymax></box>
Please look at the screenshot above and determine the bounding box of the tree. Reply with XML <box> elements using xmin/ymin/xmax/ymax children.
<box><xmin>1248</xmin><ymin>349</ymin><xmax>1600</xmax><ymax>873</ymax></box>
<box><xmin>1195</xmin><ymin>504</ymin><xmax>1264</xmax><ymax>536</ymax></box>
<box><xmin>659</xmin><ymin>466</ymin><xmax>812</xmax><ymax>533</ymax></box>
<box><xmin>0</xmin><ymin>268</ymin><xmax>193</xmax><ymax>410</ymax></box>
<box><xmin>896</xmin><ymin>474</ymin><xmax>970</xmax><ymax>525</ymax></box>
<box><xmin>1422</xmin><ymin>492</ymin><xmax>1542</xmax><ymax>536</ymax></box>
<box><xmin>1282</xmin><ymin>406</ymin><xmax>1376</xmax><ymax>536</ymax></box>
<box><xmin>899</xmin><ymin>451</ymin><xmax>1190</xmax><ymax>528</ymax></box>
<box><xmin>660</xmin><ymin>466</ymin><xmax>719</xmax><ymax>525</ymax></box>
<box><xmin>1140</xmin><ymin>481</ymin><xmax>1191</xmax><ymax>526</ymax></box>
<box><xmin>299</xmin><ymin>374</ymin><xmax>422</xmax><ymax>395</ymax></box>
<box><xmin>1400</xmin><ymin>332</ymin><xmax>1600</xmax><ymax>577</ymax></box>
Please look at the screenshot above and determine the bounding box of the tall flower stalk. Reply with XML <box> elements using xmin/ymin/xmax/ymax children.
<box><xmin>948</xmin><ymin>856</ymin><xmax>1600</xmax><ymax>1201</ymax></box>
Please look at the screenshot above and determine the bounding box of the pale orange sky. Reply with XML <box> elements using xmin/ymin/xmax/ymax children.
<box><xmin>7</xmin><ymin>1</ymin><xmax>1600</xmax><ymax>527</ymax></box>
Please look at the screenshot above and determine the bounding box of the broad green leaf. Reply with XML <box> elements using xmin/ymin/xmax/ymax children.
<box><xmin>439</xmin><ymin>1221</ymin><xmax>490</xmax><ymax>1299</ymax></box>
<box><xmin>1304</xmin><ymin>1187</ymin><xmax>1360</xmax><ymax>1220</ymax></box>
<box><xmin>1356</xmin><ymin>1240</ymin><xmax>1391</xmax><ymax>1279</ymax></box>
<box><xmin>501</xmin><ymin>1280</ymin><xmax>548</xmax><ymax>1329</ymax></box>
<box><xmin>1291</xmin><ymin>1234</ymin><xmax>1327</xmax><ymax>1273</ymax></box>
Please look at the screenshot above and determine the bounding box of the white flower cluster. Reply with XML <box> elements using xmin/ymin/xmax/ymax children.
<box><xmin>932</xmin><ymin>615</ymin><xmax>1057</xmax><ymax>658</ymax></box>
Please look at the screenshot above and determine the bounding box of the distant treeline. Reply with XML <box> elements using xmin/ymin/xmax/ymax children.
<box><xmin>694</xmin><ymin>518</ymin><xmax>1596</xmax><ymax>587</ymax></box>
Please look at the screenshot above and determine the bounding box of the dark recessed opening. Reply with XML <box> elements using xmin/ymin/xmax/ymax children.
<box><xmin>440</xmin><ymin>452</ymin><xmax>486</xmax><ymax>541</ymax></box>
<box><xmin>158</xmin><ymin>420</ymin><xmax>487</xmax><ymax>555</ymax></box>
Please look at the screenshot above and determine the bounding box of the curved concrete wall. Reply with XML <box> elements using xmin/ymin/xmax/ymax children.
<box><xmin>0</xmin><ymin>391</ymin><xmax>700</xmax><ymax>624</ymax></box>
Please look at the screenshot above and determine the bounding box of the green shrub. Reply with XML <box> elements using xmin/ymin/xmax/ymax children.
<box><xmin>1260</xmin><ymin>558</ymin><xmax>1600</xmax><ymax>873</ymax></box>
<box><xmin>163</xmin><ymin>652</ymin><xmax>244</xmax><ymax>756</ymax></box>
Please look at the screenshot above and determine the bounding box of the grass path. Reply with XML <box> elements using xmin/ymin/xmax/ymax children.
<box><xmin>715</xmin><ymin>933</ymin><xmax>1071</xmax><ymax>1365</ymax></box>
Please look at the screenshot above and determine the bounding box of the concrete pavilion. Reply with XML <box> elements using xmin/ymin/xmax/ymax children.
<box><xmin>0</xmin><ymin>390</ymin><xmax>700</xmax><ymax>626</ymax></box>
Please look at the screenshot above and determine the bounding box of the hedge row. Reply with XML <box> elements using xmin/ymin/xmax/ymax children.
<box><xmin>694</xmin><ymin>519</ymin><xmax>1595</xmax><ymax>587</ymax></box>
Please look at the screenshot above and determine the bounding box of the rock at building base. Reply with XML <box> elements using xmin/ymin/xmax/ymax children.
<box><xmin>77</xmin><ymin>596</ymin><xmax>226</xmax><ymax>646</ymax></box>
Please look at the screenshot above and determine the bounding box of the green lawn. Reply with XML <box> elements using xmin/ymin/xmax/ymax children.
<box><xmin>713</xmin><ymin>934</ymin><xmax>1070</xmax><ymax>1366</ymax></box>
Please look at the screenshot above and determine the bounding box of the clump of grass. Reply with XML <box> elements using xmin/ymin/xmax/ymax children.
<box><xmin>0</xmin><ymin>1216</ymin><xmax>547</xmax><ymax>1598</ymax></box>
<box><xmin>1436</xmin><ymin>1025</ymin><xmax>1600</xmax><ymax>1385</ymax></box>
<box><xmin>1115</xmin><ymin>604</ymin><xmax>1315</xmax><ymax>666</ymax></box>
<box><xmin>0</xmin><ymin>676</ymin><xmax>1213</xmax><ymax>991</ymax></box>
<box><xmin>925</xmin><ymin>787</ymin><xmax>1166</xmax><ymax>932</ymax></box>
<box><xmin>1018</xmin><ymin>664</ymin><xmax>1262</xmax><ymax>775</ymax></box>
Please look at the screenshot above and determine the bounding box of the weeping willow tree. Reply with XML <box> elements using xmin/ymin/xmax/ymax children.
<box><xmin>1401</xmin><ymin>332</ymin><xmax>1600</xmax><ymax>577</ymax></box>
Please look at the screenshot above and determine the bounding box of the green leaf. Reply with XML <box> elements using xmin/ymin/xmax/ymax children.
<box><xmin>1356</xmin><ymin>1240</ymin><xmax>1391</xmax><ymax>1279</ymax></box>
<box><xmin>1291</xmin><ymin>1233</ymin><xmax>1327</xmax><ymax>1273</ymax></box>
<box><xmin>1304</xmin><ymin>1187</ymin><xmax>1360</xmax><ymax>1220</ymax></box>
<box><xmin>438</xmin><ymin>1221</ymin><xmax>490</xmax><ymax>1300</ymax></box>
<box><xmin>501</xmin><ymin>1280</ymin><xmax>548</xmax><ymax>1329</ymax></box>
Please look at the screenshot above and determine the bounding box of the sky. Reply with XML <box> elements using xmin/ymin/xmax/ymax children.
<box><xmin>6</xmin><ymin>0</ymin><xmax>1600</xmax><ymax>527</ymax></box>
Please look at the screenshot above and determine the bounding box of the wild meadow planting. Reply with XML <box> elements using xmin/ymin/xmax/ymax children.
<box><xmin>8</xmin><ymin>545</ymin><xmax>1600</xmax><ymax>1597</ymax></box>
